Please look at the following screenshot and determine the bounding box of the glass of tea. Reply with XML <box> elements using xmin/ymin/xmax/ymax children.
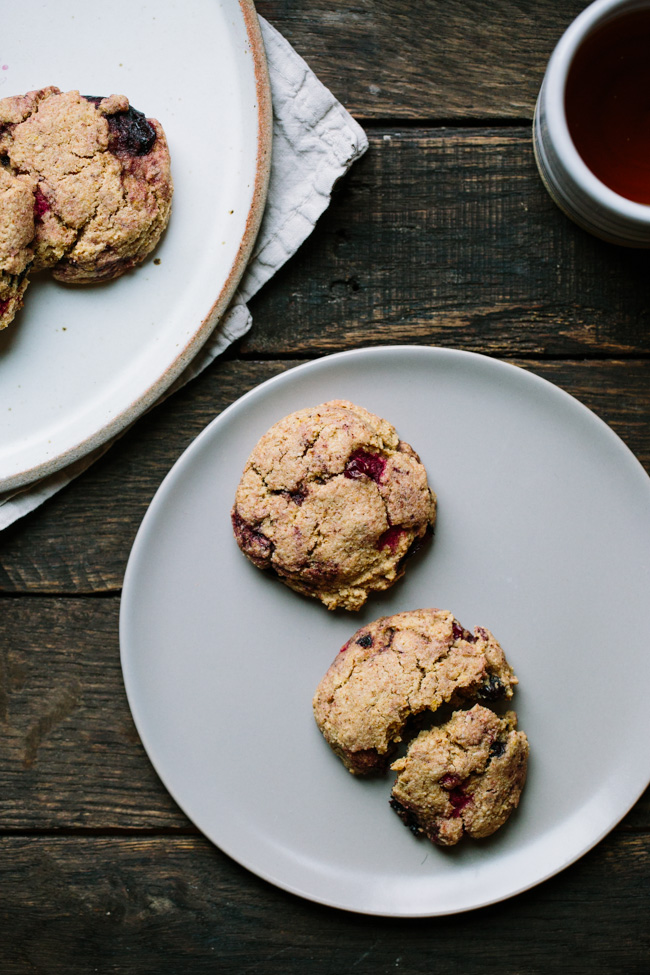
<box><xmin>534</xmin><ymin>0</ymin><xmax>650</xmax><ymax>246</ymax></box>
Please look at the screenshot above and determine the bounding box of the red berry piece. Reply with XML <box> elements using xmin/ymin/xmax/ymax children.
<box><xmin>344</xmin><ymin>450</ymin><xmax>387</xmax><ymax>483</ymax></box>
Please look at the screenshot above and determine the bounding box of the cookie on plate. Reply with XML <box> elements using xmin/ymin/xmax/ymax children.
<box><xmin>0</xmin><ymin>86</ymin><xmax>173</xmax><ymax>323</ymax></box>
<box><xmin>312</xmin><ymin>608</ymin><xmax>518</xmax><ymax>773</ymax></box>
<box><xmin>231</xmin><ymin>400</ymin><xmax>437</xmax><ymax>611</ymax></box>
<box><xmin>390</xmin><ymin>704</ymin><xmax>528</xmax><ymax>846</ymax></box>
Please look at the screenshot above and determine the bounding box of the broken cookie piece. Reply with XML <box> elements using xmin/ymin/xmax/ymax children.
<box><xmin>231</xmin><ymin>401</ymin><xmax>437</xmax><ymax>610</ymax></box>
<box><xmin>0</xmin><ymin>86</ymin><xmax>173</xmax><ymax>328</ymax></box>
<box><xmin>0</xmin><ymin>166</ymin><xmax>36</xmax><ymax>329</ymax></box>
<box><xmin>312</xmin><ymin>608</ymin><xmax>518</xmax><ymax>773</ymax></box>
<box><xmin>390</xmin><ymin>704</ymin><xmax>528</xmax><ymax>846</ymax></box>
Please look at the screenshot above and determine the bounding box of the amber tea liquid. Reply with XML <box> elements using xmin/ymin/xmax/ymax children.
<box><xmin>565</xmin><ymin>8</ymin><xmax>650</xmax><ymax>205</ymax></box>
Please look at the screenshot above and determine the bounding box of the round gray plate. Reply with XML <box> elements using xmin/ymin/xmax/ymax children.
<box><xmin>120</xmin><ymin>346</ymin><xmax>650</xmax><ymax>916</ymax></box>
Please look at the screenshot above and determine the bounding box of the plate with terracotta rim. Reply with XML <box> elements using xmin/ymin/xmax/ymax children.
<box><xmin>0</xmin><ymin>0</ymin><xmax>271</xmax><ymax>492</ymax></box>
<box><xmin>120</xmin><ymin>346</ymin><xmax>650</xmax><ymax>916</ymax></box>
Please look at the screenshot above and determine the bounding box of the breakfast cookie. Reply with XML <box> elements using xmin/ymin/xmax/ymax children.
<box><xmin>231</xmin><ymin>401</ymin><xmax>437</xmax><ymax>611</ymax></box>
<box><xmin>0</xmin><ymin>86</ymin><xmax>172</xmax><ymax>321</ymax></box>
<box><xmin>312</xmin><ymin>608</ymin><xmax>518</xmax><ymax>773</ymax></box>
<box><xmin>390</xmin><ymin>704</ymin><xmax>528</xmax><ymax>846</ymax></box>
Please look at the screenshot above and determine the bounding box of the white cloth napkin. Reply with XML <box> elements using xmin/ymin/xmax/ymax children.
<box><xmin>0</xmin><ymin>17</ymin><xmax>368</xmax><ymax>531</ymax></box>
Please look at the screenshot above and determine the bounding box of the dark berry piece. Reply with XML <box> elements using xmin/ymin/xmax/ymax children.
<box><xmin>356</xmin><ymin>633</ymin><xmax>373</xmax><ymax>649</ymax></box>
<box><xmin>489</xmin><ymin>739</ymin><xmax>506</xmax><ymax>759</ymax></box>
<box><xmin>107</xmin><ymin>105</ymin><xmax>156</xmax><ymax>156</ymax></box>
<box><xmin>344</xmin><ymin>450</ymin><xmax>386</xmax><ymax>483</ymax></box>
<box><xmin>476</xmin><ymin>675</ymin><xmax>505</xmax><ymax>701</ymax></box>
<box><xmin>452</xmin><ymin>621</ymin><xmax>476</xmax><ymax>643</ymax></box>
<box><xmin>33</xmin><ymin>186</ymin><xmax>50</xmax><ymax>219</ymax></box>
<box><xmin>84</xmin><ymin>95</ymin><xmax>156</xmax><ymax>156</ymax></box>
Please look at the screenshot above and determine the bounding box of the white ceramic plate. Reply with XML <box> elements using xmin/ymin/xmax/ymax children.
<box><xmin>0</xmin><ymin>0</ymin><xmax>271</xmax><ymax>491</ymax></box>
<box><xmin>120</xmin><ymin>346</ymin><xmax>650</xmax><ymax>916</ymax></box>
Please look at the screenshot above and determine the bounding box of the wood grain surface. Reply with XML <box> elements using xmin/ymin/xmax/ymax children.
<box><xmin>256</xmin><ymin>1</ymin><xmax>586</xmax><ymax>120</ymax></box>
<box><xmin>1</xmin><ymin>1</ymin><xmax>649</xmax><ymax>972</ymax></box>
<box><xmin>1</xmin><ymin>833</ymin><xmax>648</xmax><ymax>975</ymax></box>
<box><xmin>245</xmin><ymin>130</ymin><xmax>650</xmax><ymax>358</ymax></box>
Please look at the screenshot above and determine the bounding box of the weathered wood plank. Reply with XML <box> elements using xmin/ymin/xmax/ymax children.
<box><xmin>0</xmin><ymin>832</ymin><xmax>648</xmax><ymax>975</ymax></box>
<box><xmin>244</xmin><ymin>129</ymin><xmax>650</xmax><ymax>357</ymax></box>
<box><xmin>1</xmin><ymin>358</ymin><xmax>650</xmax><ymax>594</ymax></box>
<box><xmin>256</xmin><ymin>1</ymin><xmax>585</xmax><ymax>120</ymax></box>
<box><xmin>0</xmin><ymin>597</ymin><xmax>186</xmax><ymax>828</ymax></box>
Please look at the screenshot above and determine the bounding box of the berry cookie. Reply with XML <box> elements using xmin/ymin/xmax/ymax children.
<box><xmin>312</xmin><ymin>608</ymin><xmax>518</xmax><ymax>773</ymax></box>
<box><xmin>0</xmin><ymin>86</ymin><xmax>173</xmax><ymax>327</ymax></box>
<box><xmin>390</xmin><ymin>704</ymin><xmax>528</xmax><ymax>846</ymax></box>
<box><xmin>231</xmin><ymin>401</ymin><xmax>437</xmax><ymax>611</ymax></box>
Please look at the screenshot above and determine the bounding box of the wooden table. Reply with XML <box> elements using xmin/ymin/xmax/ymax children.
<box><xmin>2</xmin><ymin>2</ymin><xmax>649</xmax><ymax>971</ymax></box>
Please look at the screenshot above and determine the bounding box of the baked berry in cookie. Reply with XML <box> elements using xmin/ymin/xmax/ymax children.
<box><xmin>0</xmin><ymin>86</ymin><xmax>173</xmax><ymax>326</ymax></box>
<box><xmin>312</xmin><ymin>608</ymin><xmax>518</xmax><ymax>773</ymax></box>
<box><xmin>390</xmin><ymin>704</ymin><xmax>528</xmax><ymax>846</ymax></box>
<box><xmin>231</xmin><ymin>401</ymin><xmax>437</xmax><ymax>611</ymax></box>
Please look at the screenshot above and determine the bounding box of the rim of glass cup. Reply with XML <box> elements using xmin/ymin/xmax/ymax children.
<box><xmin>544</xmin><ymin>0</ymin><xmax>650</xmax><ymax>221</ymax></box>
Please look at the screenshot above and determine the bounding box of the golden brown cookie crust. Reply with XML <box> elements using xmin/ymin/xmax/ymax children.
<box><xmin>231</xmin><ymin>400</ymin><xmax>437</xmax><ymax>610</ymax></box>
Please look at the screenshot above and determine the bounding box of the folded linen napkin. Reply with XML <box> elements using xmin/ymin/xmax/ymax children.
<box><xmin>0</xmin><ymin>17</ymin><xmax>368</xmax><ymax>531</ymax></box>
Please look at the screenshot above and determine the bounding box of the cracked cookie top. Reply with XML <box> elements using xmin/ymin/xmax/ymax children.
<box><xmin>312</xmin><ymin>608</ymin><xmax>518</xmax><ymax>773</ymax></box>
<box><xmin>390</xmin><ymin>704</ymin><xmax>528</xmax><ymax>846</ymax></box>
<box><xmin>231</xmin><ymin>400</ymin><xmax>437</xmax><ymax>611</ymax></box>
<box><xmin>0</xmin><ymin>86</ymin><xmax>173</xmax><ymax>328</ymax></box>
